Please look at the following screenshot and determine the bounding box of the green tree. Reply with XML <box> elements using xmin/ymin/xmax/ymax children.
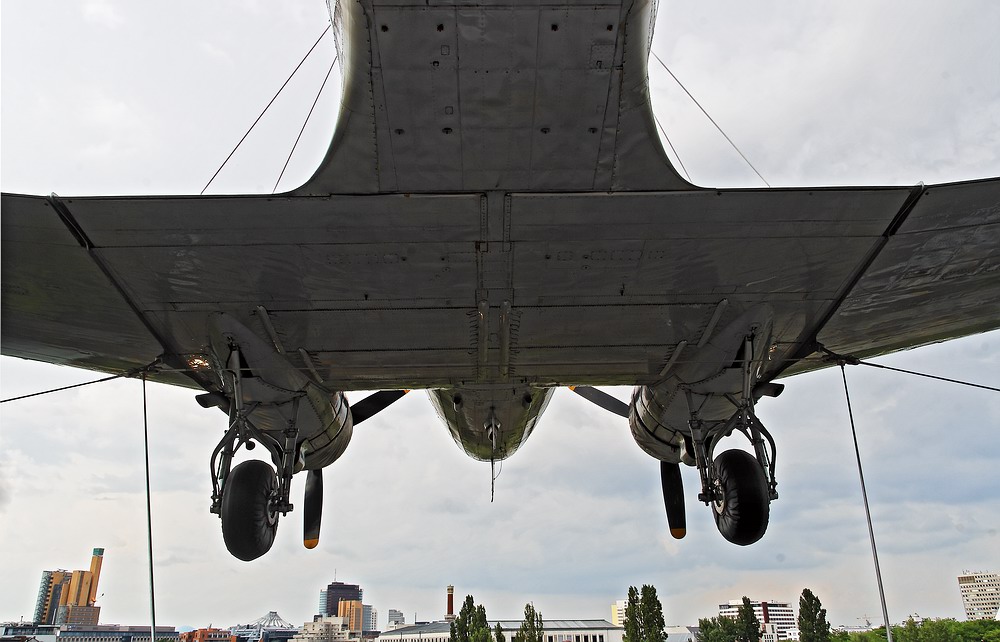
<box><xmin>495</xmin><ymin>623</ymin><xmax>506</xmax><ymax>642</ymax></box>
<box><xmin>451</xmin><ymin>595</ymin><xmax>492</xmax><ymax>642</ymax></box>
<box><xmin>625</xmin><ymin>587</ymin><xmax>641</xmax><ymax>642</ymax></box>
<box><xmin>513</xmin><ymin>603</ymin><xmax>544</xmax><ymax>642</ymax></box>
<box><xmin>696</xmin><ymin>616</ymin><xmax>739</xmax><ymax>642</ymax></box>
<box><xmin>639</xmin><ymin>585</ymin><xmax>668</xmax><ymax>642</ymax></box>
<box><xmin>868</xmin><ymin>617</ymin><xmax>1000</xmax><ymax>642</ymax></box>
<box><xmin>892</xmin><ymin>618</ymin><xmax>919</xmax><ymax>642</ymax></box>
<box><xmin>735</xmin><ymin>597</ymin><xmax>760</xmax><ymax>642</ymax></box>
<box><xmin>798</xmin><ymin>589</ymin><xmax>830</xmax><ymax>642</ymax></box>
<box><xmin>623</xmin><ymin>585</ymin><xmax>667</xmax><ymax>642</ymax></box>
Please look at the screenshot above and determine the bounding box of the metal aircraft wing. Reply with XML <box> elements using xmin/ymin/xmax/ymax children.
<box><xmin>3</xmin><ymin>178</ymin><xmax>998</xmax><ymax>390</ymax></box>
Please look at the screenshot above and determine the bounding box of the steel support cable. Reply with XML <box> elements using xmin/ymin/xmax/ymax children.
<box><xmin>838</xmin><ymin>363</ymin><xmax>894</xmax><ymax>642</ymax></box>
<box><xmin>142</xmin><ymin>372</ymin><xmax>158</xmax><ymax>642</ymax></box>
<box><xmin>818</xmin><ymin>347</ymin><xmax>1000</xmax><ymax>394</ymax></box>
<box><xmin>272</xmin><ymin>53</ymin><xmax>339</xmax><ymax>194</ymax></box>
<box><xmin>650</xmin><ymin>51</ymin><xmax>771</xmax><ymax>187</ymax></box>
<box><xmin>1</xmin><ymin>361</ymin><xmax>161</xmax><ymax>404</ymax></box>
<box><xmin>652</xmin><ymin>113</ymin><xmax>692</xmax><ymax>182</ymax></box>
<box><xmin>856</xmin><ymin>360</ymin><xmax>1000</xmax><ymax>393</ymax></box>
<box><xmin>200</xmin><ymin>24</ymin><xmax>332</xmax><ymax>195</ymax></box>
<box><xmin>2</xmin><ymin>373</ymin><xmax>125</xmax><ymax>403</ymax></box>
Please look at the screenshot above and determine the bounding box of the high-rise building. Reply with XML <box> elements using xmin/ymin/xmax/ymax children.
<box><xmin>958</xmin><ymin>571</ymin><xmax>1000</xmax><ymax>620</ymax></box>
<box><xmin>35</xmin><ymin>570</ymin><xmax>69</xmax><ymax>625</ymax></box>
<box><xmin>320</xmin><ymin>583</ymin><xmax>363</xmax><ymax>620</ymax></box>
<box><xmin>387</xmin><ymin>611</ymin><xmax>405</xmax><ymax>631</ymax></box>
<box><xmin>33</xmin><ymin>549</ymin><xmax>104</xmax><ymax>626</ymax></box>
<box><xmin>718</xmin><ymin>600</ymin><xmax>796</xmax><ymax>641</ymax></box>
<box><xmin>610</xmin><ymin>601</ymin><xmax>626</xmax><ymax>627</ymax></box>
<box><xmin>339</xmin><ymin>600</ymin><xmax>365</xmax><ymax>633</ymax></box>
<box><xmin>363</xmin><ymin>606</ymin><xmax>378</xmax><ymax>633</ymax></box>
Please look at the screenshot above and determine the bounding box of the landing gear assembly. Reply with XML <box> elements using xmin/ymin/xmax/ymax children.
<box><xmin>657</xmin><ymin>385</ymin><xmax>779</xmax><ymax>546</ymax></box>
<box><xmin>206</xmin><ymin>347</ymin><xmax>307</xmax><ymax>561</ymax></box>
<box><xmin>572</xmin><ymin>314</ymin><xmax>783</xmax><ymax>546</ymax></box>
<box><xmin>198</xmin><ymin>313</ymin><xmax>408</xmax><ymax>561</ymax></box>
<box><xmin>680</xmin><ymin>332</ymin><xmax>780</xmax><ymax>545</ymax></box>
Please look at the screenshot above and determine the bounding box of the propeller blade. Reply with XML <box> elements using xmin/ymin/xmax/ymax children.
<box><xmin>350</xmin><ymin>389</ymin><xmax>409</xmax><ymax>425</ymax></box>
<box><xmin>660</xmin><ymin>461</ymin><xmax>686</xmax><ymax>539</ymax></box>
<box><xmin>570</xmin><ymin>386</ymin><xmax>629</xmax><ymax>418</ymax></box>
<box><xmin>303</xmin><ymin>468</ymin><xmax>323</xmax><ymax>549</ymax></box>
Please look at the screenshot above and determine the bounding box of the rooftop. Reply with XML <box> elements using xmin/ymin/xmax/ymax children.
<box><xmin>380</xmin><ymin>621</ymin><xmax>620</xmax><ymax>636</ymax></box>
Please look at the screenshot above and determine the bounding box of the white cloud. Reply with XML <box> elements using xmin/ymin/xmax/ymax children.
<box><xmin>82</xmin><ymin>0</ymin><xmax>125</xmax><ymax>29</ymax></box>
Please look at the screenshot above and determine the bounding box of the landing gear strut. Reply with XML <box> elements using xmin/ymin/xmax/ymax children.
<box><xmin>685</xmin><ymin>334</ymin><xmax>780</xmax><ymax>546</ymax></box>
<box><xmin>207</xmin><ymin>346</ymin><xmax>301</xmax><ymax>561</ymax></box>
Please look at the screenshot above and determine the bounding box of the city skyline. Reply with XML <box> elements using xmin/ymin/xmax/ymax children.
<box><xmin>2</xmin><ymin>0</ymin><xmax>999</xmax><ymax>631</ymax></box>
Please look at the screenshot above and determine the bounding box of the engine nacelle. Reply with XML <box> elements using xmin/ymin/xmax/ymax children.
<box><xmin>207</xmin><ymin>313</ymin><xmax>353</xmax><ymax>470</ymax></box>
<box><xmin>629</xmin><ymin>303</ymin><xmax>775</xmax><ymax>463</ymax></box>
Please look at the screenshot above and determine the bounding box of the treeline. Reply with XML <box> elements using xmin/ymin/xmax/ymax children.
<box><xmin>449</xmin><ymin>595</ymin><xmax>544</xmax><ymax>642</ymax></box>
<box><xmin>448</xmin><ymin>585</ymin><xmax>1000</xmax><ymax>642</ymax></box>
<box><xmin>834</xmin><ymin>619</ymin><xmax>1000</xmax><ymax>642</ymax></box>
<box><xmin>695</xmin><ymin>589</ymin><xmax>1000</xmax><ymax>642</ymax></box>
<box><xmin>449</xmin><ymin>585</ymin><xmax>668</xmax><ymax>642</ymax></box>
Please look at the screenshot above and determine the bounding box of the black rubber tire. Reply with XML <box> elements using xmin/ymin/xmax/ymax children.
<box><xmin>221</xmin><ymin>459</ymin><xmax>279</xmax><ymax>561</ymax></box>
<box><xmin>712</xmin><ymin>449</ymin><xmax>770</xmax><ymax>546</ymax></box>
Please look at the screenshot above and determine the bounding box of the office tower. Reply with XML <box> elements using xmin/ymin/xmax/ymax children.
<box><xmin>320</xmin><ymin>582</ymin><xmax>363</xmax><ymax>621</ymax></box>
<box><xmin>33</xmin><ymin>549</ymin><xmax>104</xmax><ymax>626</ymax></box>
<box><xmin>958</xmin><ymin>571</ymin><xmax>1000</xmax><ymax>620</ymax></box>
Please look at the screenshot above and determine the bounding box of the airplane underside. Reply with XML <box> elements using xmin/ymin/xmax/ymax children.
<box><xmin>2</xmin><ymin>0</ymin><xmax>999</xmax><ymax>562</ymax></box>
<box><xmin>201</xmin><ymin>300</ymin><xmax>784</xmax><ymax>560</ymax></box>
<box><xmin>174</xmin><ymin>0</ymin><xmax>801</xmax><ymax>560</ymax></box>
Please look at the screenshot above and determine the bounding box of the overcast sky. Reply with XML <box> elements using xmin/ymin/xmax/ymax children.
<box><xmin>2</xmin><ymin>0</ymin><xmax>999</xmax><ymax>633</ymax></box>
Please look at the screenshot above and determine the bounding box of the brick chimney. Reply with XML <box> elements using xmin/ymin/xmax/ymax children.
<box><xmin>446</xmin><ymin>586</ymin><xmax>455</xmax><ymax>622</ymax></box>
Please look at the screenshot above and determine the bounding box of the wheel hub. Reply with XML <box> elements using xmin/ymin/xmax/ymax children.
<box><xmin>711</xmin><ymin>480</ymin><xmax>726</xmax><ymax>514</ymax></box>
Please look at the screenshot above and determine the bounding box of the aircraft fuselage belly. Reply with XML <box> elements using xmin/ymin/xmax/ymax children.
<box><xmin>428</xmin><ymin>385</ymin><xmax>554</xmax><ymax>462</ymax></box>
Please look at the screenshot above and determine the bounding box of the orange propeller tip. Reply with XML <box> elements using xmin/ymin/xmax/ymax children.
<box><xmin>304</xmin><ymin>538</ymin><xmax>320</xmax><ymax>549</ymax></box>
<box><xmin>669</xmin><ymin>528</ymin><xmax>686</xmax><ymax>540</ymax></box>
